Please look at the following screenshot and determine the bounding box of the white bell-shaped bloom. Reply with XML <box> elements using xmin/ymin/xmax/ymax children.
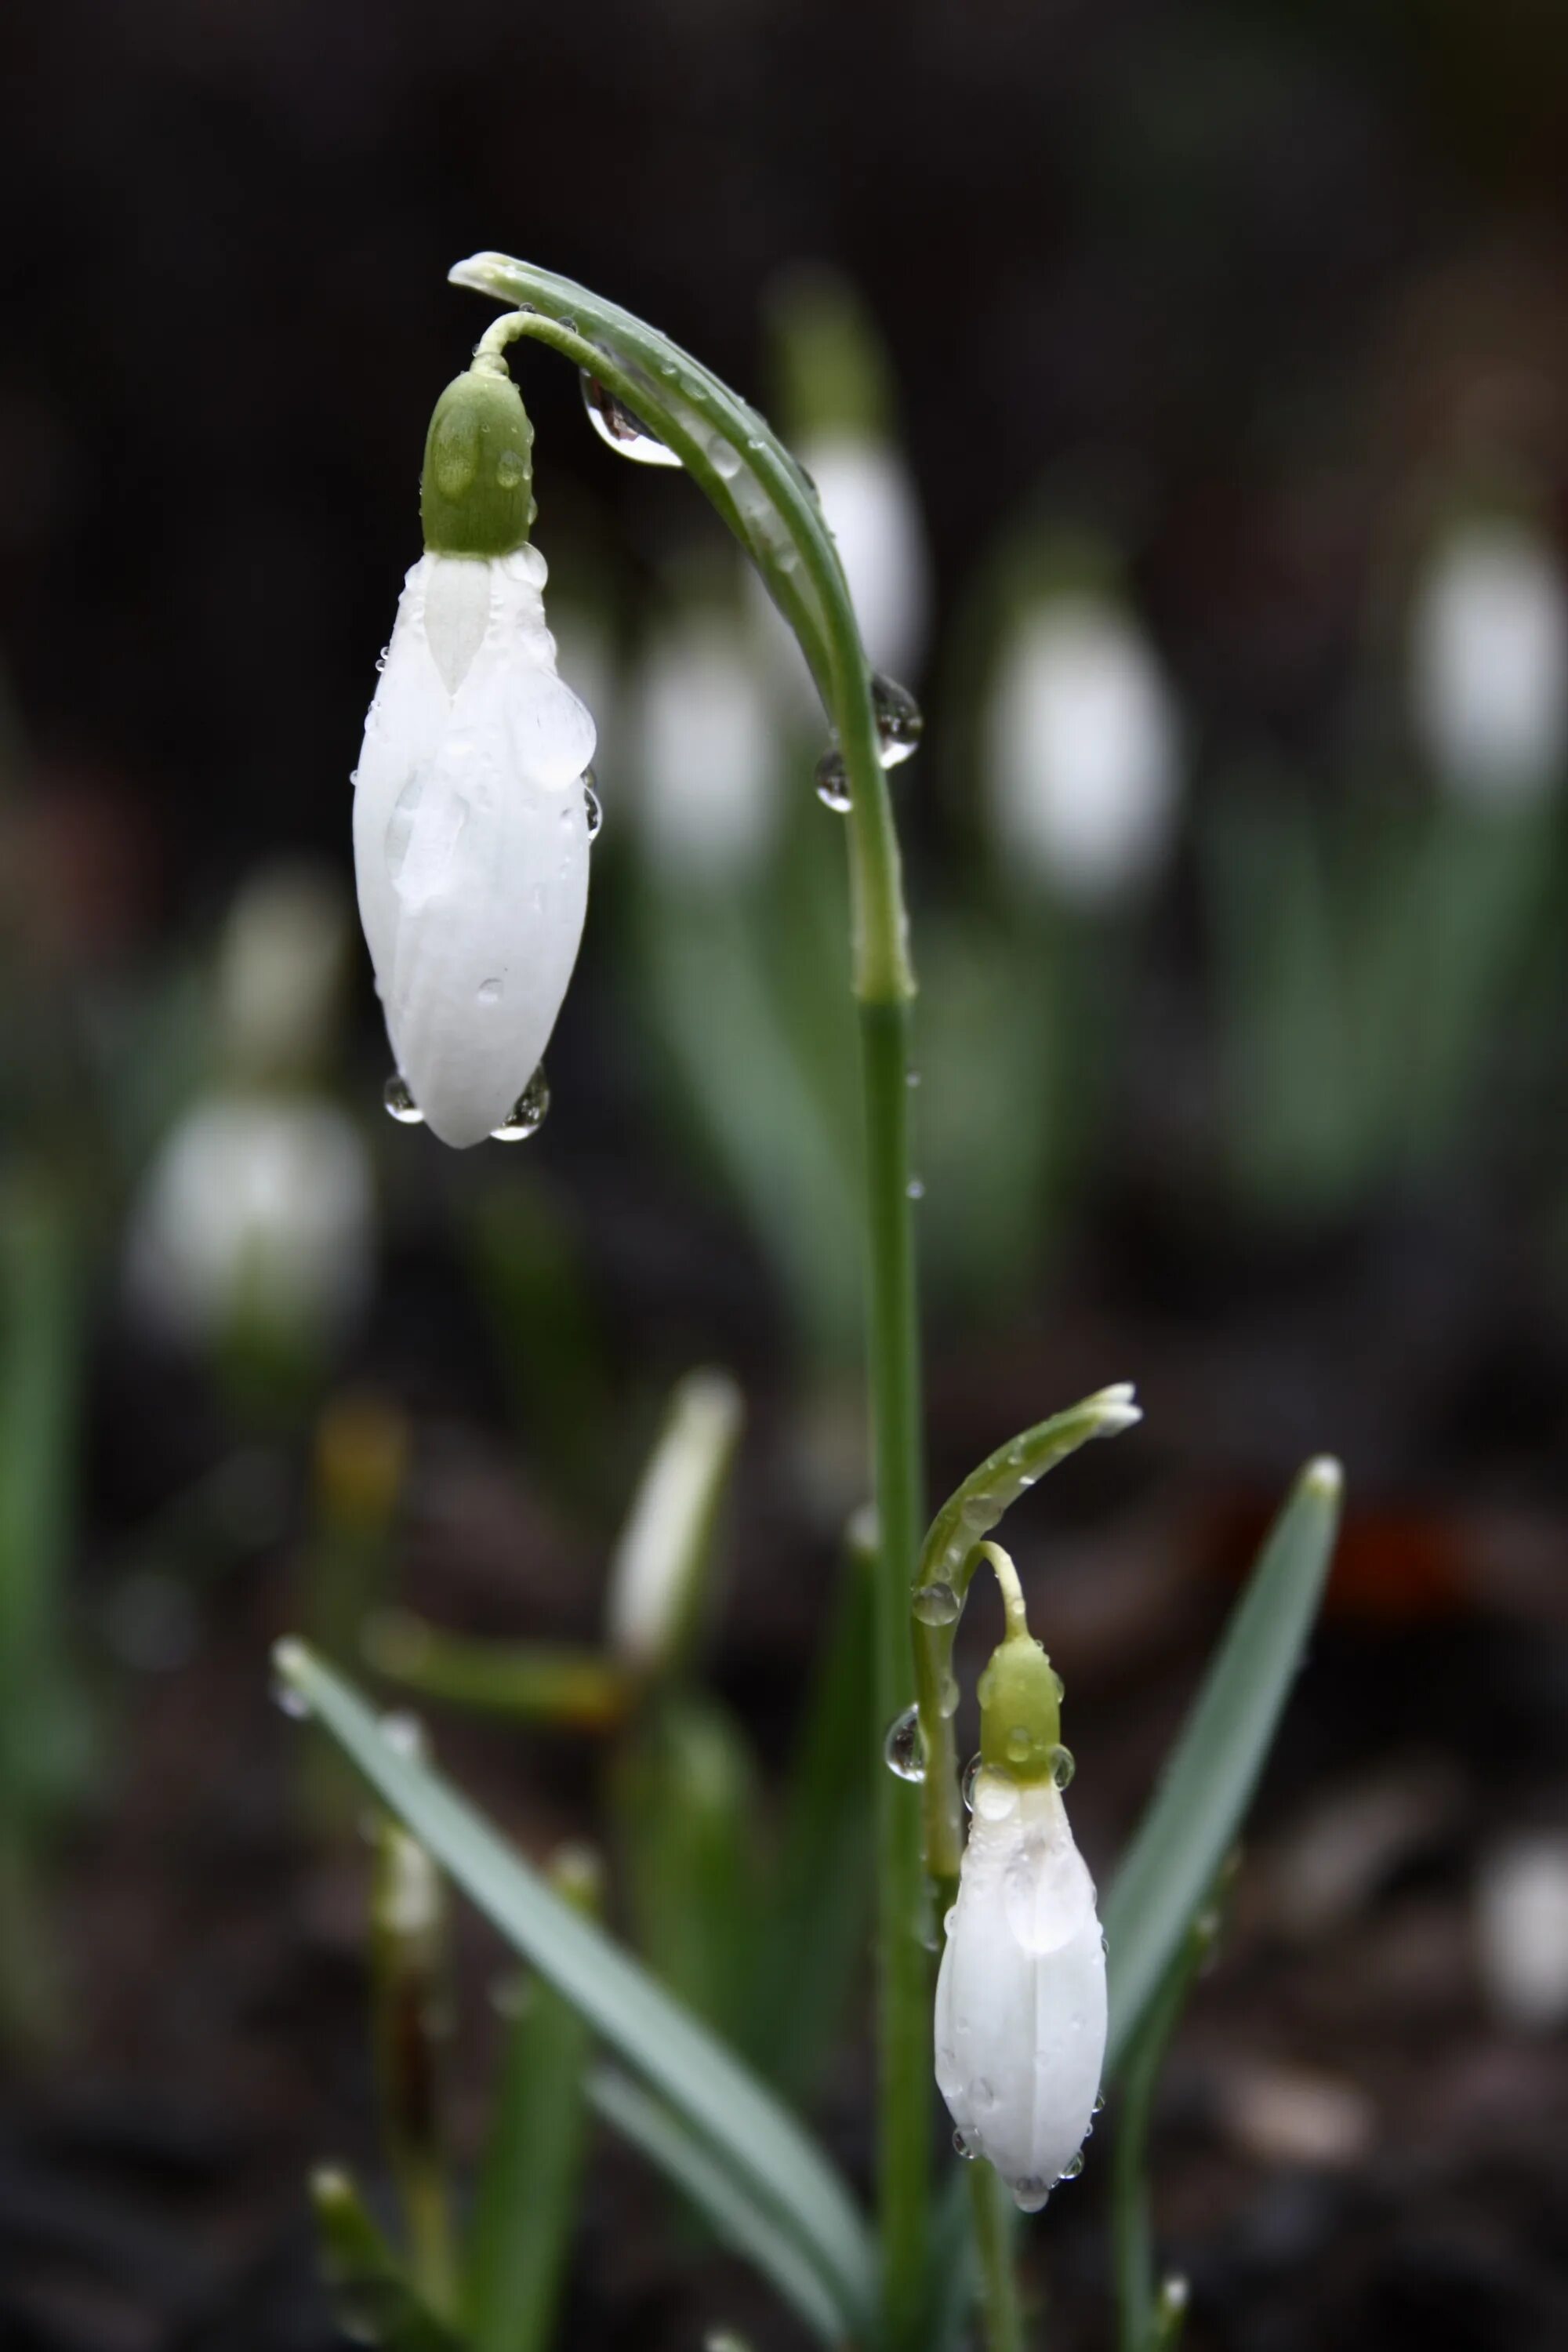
<box><xmin>125</xmin><ymin>1093</ymin><xmax>372</xmax><ymax>1350</ymax></box>
<box><xmin>354</xmin><ymin>546</ymin><xmax>595</xmax><ymax>1148</ymax></box>
<box><xmin>987</xmin><ymin>593</ymin><xmax>1181</xmax><ymax>901</ymax></box>
<box><xmin>632</xmin><ymin>607</ymin><xmax>778</xmax><ymax>884</ymax></box>
<box><xmin>1410</xmin><ymin>520</ymin><xmax>1568</xmax><ymax>806</ymax></box>
<box><xmin>935</xmin><ymin>1766</ymin><xmax>1107</xmax><ymax>2211</ymax></box>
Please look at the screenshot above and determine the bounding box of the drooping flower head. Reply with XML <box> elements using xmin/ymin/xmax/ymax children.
<box><xmin>354</xmin><ymin>321</ymin><xmax>597</xmax><ymax>1147</ymax></box>
<box><xmin>935</xmin><ymin>1548</ymin><xmax>1107</xmax><ymax>2211</ymax></box>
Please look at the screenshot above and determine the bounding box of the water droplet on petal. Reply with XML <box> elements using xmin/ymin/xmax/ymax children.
<box><xmin>1093</xmin><ymin>2092</ymin><xmax>1106</xmax><ymax>2115</ymax></box>
<box><xmin>383</xmin><ymin>1073</ymin><xmax>424</xmax><ymax>1126</ymax></box>
<box><xmin>953</xmin><ymin>2128</ymin><xmax>978</xmax><ymax>2161</ymax></box>
<box><xmin>962</xmin><ymin>1752</ymin><xmax>982</xmax><ymax>1811</ymax></box>
<box><xmin>477</xmin><ymin>978</ymin><xmax>503</xmax><ymax>1007</ymax></box>
<box><xmin>583</xmin><ymin>770</ymin><xmax>603</xmax><ymax>839</ymax></box>
<box><xmin>1059</xmin><ymin>2152</ymin><xmax>1084</xmax><ymax>2182</ymax></box>
<box><xmin>579</xmin><ymin>371</ymin><xmax>681</xmax><ymax>466</ymax></box>
<box><xmin>490</xmin><ymin>1065</ymin><xmax>551</xmax><ymax>1143</ymax></box>
<box><xmin>883</xmin><ymin>1703</ymin><xmax>925</xmax><ymax>1781</ymax></box>
<box><xmin>872</xmin><ymin>672</ymin><xmax>924</xmax><ymax>766</ymax></box>
<box><xmin>1014</xmin><ymin>2177</ymin><xmax>1051</xmax><ymax>2214</ymax></box>
<box><xmin>1051</xmin><ymin>1743</ymin><xmax>1076</xmax><ymax>1790</ymax></box>
<box><xmin>912</xmin><ymin>1580</ymin><xmax>960</xmax><ymax>1628</ymax></box>
<box><xmin>815</xmin><ymin>742</ymin><xmax>851</xmax><ymax>812</ymax></box>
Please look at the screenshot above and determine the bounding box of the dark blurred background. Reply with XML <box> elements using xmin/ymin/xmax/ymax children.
<box><xmin>5</xmin><ymin>2</ymin><xmax>1568</xmax><ymax>2348</ymax></box>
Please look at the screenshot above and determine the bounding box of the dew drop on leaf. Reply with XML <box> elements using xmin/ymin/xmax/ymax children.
<box><xmin>579</xmin><ymin>371</ymin><xmax>681</xmax><ymax>466</ymax></box>
<box><xmin>883</xmin><ymin>1704</ymin><xmax>925</xmax><ymax>1781</ymax></box>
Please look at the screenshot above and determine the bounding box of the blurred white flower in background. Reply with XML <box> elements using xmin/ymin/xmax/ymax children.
<box><xmin>126</xmin><ymin>1094</ymin><xmax>371</xmax><ymax>1353</ymax></box>
<box><xmin>217</xmin><ymin>857</ymin><xmax>349</xmax><ymax>1083</ymax></box>
<box><xmin>1475</xmin><ymin>1833</ymin><xmax>1568</xmax><ymax>2031</ymax></box>
<box><xmin>1410</xmin><ymin>517</ymin><xmax>1568</xmax><ymax>806</ymax></box>
<box><xmin>986</xmin><ymin>592</ymin><xmax>1181</xmax><ymax>900</ymax></box>
<box><xmin>800</xmin><ymin>434</ymin><xmax>931</xmax><ymax>685</ymax></box>
<box><xmin>631</xmin><ymin>601</ymin><xmax>779</xmax><ymax>884</ymax></box>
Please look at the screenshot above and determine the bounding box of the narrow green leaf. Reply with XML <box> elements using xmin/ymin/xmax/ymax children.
<box><xmin>1104</xmin><ymin>1458</ymin><xmax>1342</xmax><ymax>2071</ymax></box>
<box><xmin>750</xmin><ymin>1521</ymin><xmax>873</xmax><ymax>2096</ymax></box>
<box><xmin>274</xmin><ymin>1642</ymin><xmax>873</xmax><ymax>2336</ymax></box>
<box><xmin>466</xmin><ymin>1849</ymin><xmax>602</xmax><ymax>2352</ymax></box>
<box><xmin>370</xmin><ymin>1791</ymin><xmax>456</xmax><ymax>2317</ymax></box>
<box><xmin>365</xmin><ymin>1613</ymin><xmax>630</xmax><ymax>1730</ymax></box>
<box><xmin>615</xmin><ymin>1695</ymin><xmax>760</xmax><ymax>2042</ymax></box>
<box><xmin>590</xmin><ymin>2067</ymin><xmax>845</xmax><ymax>2346</ymax></box>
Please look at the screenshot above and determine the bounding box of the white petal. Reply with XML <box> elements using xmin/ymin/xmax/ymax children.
<box><xmin>804</xmin><ymin>434</ymin><xmax>931</xmax><ymax>681</ymax></box>
<box><xmin>353</xmin><ymin>546</ymin><xmax>596</xmax><ymax>1148</ymax></box>
<box><xmin>935</xmin><ymin>1776</ymin><xmax>1107</xmax><ymax>2205</ymax></box>
<box><xmin>1411</xmin><ymin>522</ymin><xmax>1568</xmax><ymax>805</ymax></box>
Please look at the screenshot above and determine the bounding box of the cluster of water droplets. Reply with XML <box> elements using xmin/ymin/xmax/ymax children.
<box><xmin>813</xmin><ymin>673</ymin><xmax>925</xmax><ymax>811</ymax></box>
<box><xmin>383</xmin><ymin>1064</ymin><xmax>551</xmax><ymax>1144</ymax></box>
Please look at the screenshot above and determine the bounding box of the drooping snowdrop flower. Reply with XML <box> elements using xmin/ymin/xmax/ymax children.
<box><xmin>631</xmin><ymin>598</ymin><xmax>779</xmax><ymax>884</ymax></box>
<box><xmin>986</xmin><ymin>589</ymin><xmax>1181</xmax><ymax>902</ymax></box>
<box><xmin>125</xmin><ymin>1094</ymin><xmax>372</xmax><ymax>1353</ymax></box>
<box><xmin>935</xmin><ymin>1548</ymin><xmax>1106</xmax><ymax>2211</ymax></box>
<box><xmin>354</xmin><ymin>321</ymin><xmax>597</xmax><ymax>1147</ymax></box>
<box><xmin>1410</xmin><ymin>517</ymin><xmax>1568</xmax><ymax>807</ymax></box>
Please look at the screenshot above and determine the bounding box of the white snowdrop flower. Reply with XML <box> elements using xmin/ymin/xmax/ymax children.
<box><xmin>353</xmin><ymin>324</ymin><xmax>596</xmax><ymax>1148</ymax></box>
<box><xmin>632</xmin><ymin>604</ymin><xmax>778</xmax><ymax>883</ymax></box>
<box><xmin>987</xmin><ymin>593</ymin><xmax>1181</xmax><ymax>902</ymax></box>
<box><xmin>125</xmin><ymin>1094</ymin><xmax>372</xmax><ymax>1351</ymax></box>
<box><xmin>1410</xmin><ymin>518</ymin><xmax>1568</xmax><ymax>806</ymax></box>
<box><xmin>934</xmin><ymin>1548</ymin><xmax>1106</xmax><ymax>2212</ymax></box>
<box><xmin>606</xmin><ymin>1369</ymin><xmax>742</xmax><ymax>1674</ymax></box>
<box><xmin>1475</xmin><ymin>1833</ymin><xmax>1568</xmax><ymax>2031</ymax></box>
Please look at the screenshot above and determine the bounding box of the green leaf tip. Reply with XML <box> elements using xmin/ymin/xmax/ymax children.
<box><xmin>1302</xmin><ymin>1454</ymin><xmax>1343</xmax><ymax>1499</ymax></box>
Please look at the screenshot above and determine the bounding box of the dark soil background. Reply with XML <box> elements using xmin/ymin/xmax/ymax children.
<box><xmin>4</xmin><ymin>2</ymin><xmax>1568</xmax><ymax>2349</ymax></box>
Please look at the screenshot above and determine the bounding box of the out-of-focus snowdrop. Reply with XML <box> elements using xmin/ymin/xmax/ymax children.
<box><xmin>630</xmin><ymin>597</ymin><xmax>779</xmax><ymax>884</ymax></box>
<box><xmin>217</xmin><ymin>858</ymin><xmax>350</xmax><ymax>1083</ymax></box>
<box><xmin>1410</xmin><ymin>516</ymin><xmax>1568</xmax><ymax>806</ymax></box>
<box><xmin>760</xmin><ymin>268</ymin><xmax>931</xmax><ymax>707</ymax></box>
<box><xmin>934</xmin><ymin>1544</ymin><xmax>1106</xmax><ymax>2212</ymax></box>
<box><xmin>986</xmin><ymin>590</ymin><xmax>1181</xmax><ymax>902</ymax></box>
<box><xmin>1475</xmin><ymin>1833</ymin><xmax>1568</xmax><ymax>2031</ymax></box>
<box><xmin>353</xmin><ymin>318</ymin><xmax>597</xmax><ymax>1148</ymax></box>
<box><xmin>125</xmin><ymin>1094</ymin><xmax>372</xmax><ymax>1356</ymax></box>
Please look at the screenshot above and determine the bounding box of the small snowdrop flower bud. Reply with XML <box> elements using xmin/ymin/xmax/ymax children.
<box><xmin>1410</xmin><ymin>517</ymin><xmax>1568</xmax><ymax>807</ymax></box>
<box><xmin>632</xmin><ymin>598</ymin><xmax>779</xmax><ymax>884</ymax></box>
<box><xmin>986</xmin><ymin>590</ymin><xmax>1181</xmax><ymax>902</ymax></box>
<box><xmin>218</xmin><ymin>858</ymin><xmax>350</xmax><ymax>1084</ymax></box>
<box><xmin>354</xmin><ymin>319</ymin><xmax>597</xmax><ymax>1147</ymax></box>
<box><xmin>935</xmin><ymin>1551</ymin><xmax>1106</xmax><ymax>2212</ymax></box>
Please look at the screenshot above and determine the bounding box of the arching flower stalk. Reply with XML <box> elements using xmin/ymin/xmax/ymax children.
<box><xmin>392</xmin><ymin>252</ymin><xmax>929</xmax><ymax>2348</ymax></box>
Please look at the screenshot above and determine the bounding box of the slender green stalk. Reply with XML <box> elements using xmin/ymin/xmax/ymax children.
<box><xmin>444</xmin><ymin>253</ymin><xmax>931</xmax><ymax>2348</ymax></box>
<box><xmin>970</xmin><ymin>2163</ymin><xmax>1024</xmax><ymax>2352</ymax></box>
<box><xmin>1111</xmin><ymin>1889</ymin><xmax>1220</xmax><ymax>2352</ymax></box>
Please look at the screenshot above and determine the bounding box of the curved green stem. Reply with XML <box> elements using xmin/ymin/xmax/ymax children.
<box><xmin>447</xmin><ymin>253</ymin><xmax>928</xmax><ymax>2349</ymax></box>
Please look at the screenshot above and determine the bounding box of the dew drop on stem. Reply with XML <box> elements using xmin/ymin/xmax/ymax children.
<box><xmin>579</xmin><ymin>371</ymin><xmax>682</xmax><ymax>467</ymax></box>
<box><xmin>490</xmin><ymin>1065</ymin><xmax>551</xmax><ymax>1142</ymax></box>
<box><xmin>815</xmin><ymin>742</ymin><xmax>852</xmax><ymax>812</ymax></box>
<box><xmin>883</xmin><ymin>1703</ymin><xmax>925</xmax><ymax>1781</ymax></box>
<box><xmin>912</xmin><ymin>1580</ymin><xmax>960</xmax><ymax>1628</ymax></box>
<box><xmin>871</xmin><ymin>672</ymin><xmax>924</xmax><ymax>765</ymax></box>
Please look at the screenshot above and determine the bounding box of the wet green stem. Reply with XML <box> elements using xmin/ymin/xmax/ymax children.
<box><xmin>971</xmin><ymin>2163</ymin><xmax>1025</xmax><ymax>2352</ymax></box>
<box><xmin>446</xmin><ymin>254</ymin><xmax>931</xmax><ymax>2350</ymax></box>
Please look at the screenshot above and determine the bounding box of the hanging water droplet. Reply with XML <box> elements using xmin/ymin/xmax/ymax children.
<box><xmin>938</xmin><ymin>1672</ymin><xmax>960</xmax><ymax>1718</ymax></box>
<box><xmin>962</xmin><ymin>1751</ymin><xmax>982</xmax><ymax>1811</ymax></box>
<box><xmin>1092</xmin><ymin>2092</ymin><xmax>1106</xmax><ymax>2115</ymax></box>
<box><xmin>579</xmin><ymin>371</ymin><xmax>681</xmax><ymax>466</ymax></box>
<box><xmin>477</xmin><ymin>977</ymin><xmax>503</xmax><ymax>1007</ymax></box>
<box><xmin>1013</xmin><ymin>2177</ymin><xmax>1051</xmax><ymax>2214</ymax></box>
<box><xmin>906</xmin><ymin>1176</ymin><xmax>925</xmax><ymax>1201</ymax></box>
<box><xmin>383</xmin><ymin>1073</ymin><xmax>424</xmax><ymax>1126</ymax></box>
<box><xmin>953</xmin><ymin>2128</ymin><xmax>978</xmax><ymax>2161</ymax></box>
<box><xmin>496</xmin><ymin>449</ymin><xmax>525</xmax><ymax>489</ymax></box>
<box><xmin>583</xmin><ymin>770</ymin><xmax>603</xmax><ymax>839</ymax></box>
<box><xmin>912</xmin><ymin>1580</ymin><xmax>960</xmax><ymax>1628</ymax></box>
<box><xmin>882</xmin><ymin>1704</ymin><xmax>925</xmax><ymax>1781</ymax></box>
<box><xmin>871</xmin><ymin>672</ymin><xmax>924</xmax><ymax>766</ymax></box>
<box><xmin>490</xmin><ymin>1065</ymin><xmax>551</xmax><ymax>1143</ymax></box>
<box><xmin>1058</xmin><ymin>2152</ymin><xmax>1084</xmax><ymax>2182</ymax></box>
<box><xmin>815</xmin><ymin>742</ymin><xmax>851</xmax><ymax>812</ymax></box>
<box><xmin>1051</xmin><ymin>1743</ymin><xmax>1076</xmax><ymax>1790</ymax></box>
